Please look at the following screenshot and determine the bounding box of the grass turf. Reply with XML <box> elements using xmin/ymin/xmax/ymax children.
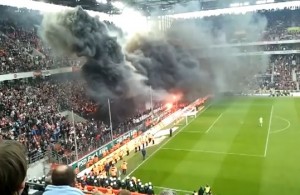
<box><xmin>119</xmin><ymin>97</ymin><xmax>300</xmax><ymax>195</ymax></box>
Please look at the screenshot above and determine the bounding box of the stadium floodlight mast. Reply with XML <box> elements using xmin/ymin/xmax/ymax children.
<box><xmin>72</xmin><ymin>109</ymin><xmax>79</xmax><ymax>161</ymax></box>
<box><xmin>150</xmin><ymin>85</ymin><xmax>153</xmax><ymax>114</ymax></box>
<box><xmin>108</xmin><ymin>98</ymin><xmax>113</xmax><ymax>141</ymax></box>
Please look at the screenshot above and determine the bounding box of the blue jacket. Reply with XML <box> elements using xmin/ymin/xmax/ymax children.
<box><xmin>43</xmin><ymin>185</ymin><xmax>84</xmax><ymax>195</ymax></box>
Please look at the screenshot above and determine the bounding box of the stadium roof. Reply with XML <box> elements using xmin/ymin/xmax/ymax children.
<box><xmin>33</xmin><ymin>0</ymin><xmax>295</xmax><ymax>15</ymax></box>
<box><xmin>34</xmin><ymin>0</ymin><xmax>121</xmax><ymax>14</ymax></box>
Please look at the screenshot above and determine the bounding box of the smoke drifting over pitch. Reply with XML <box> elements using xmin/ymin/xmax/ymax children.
<box><xmin>40</xmin><ymin>6</ymin><xmax>268</xmax><ymax>122</ymax></box>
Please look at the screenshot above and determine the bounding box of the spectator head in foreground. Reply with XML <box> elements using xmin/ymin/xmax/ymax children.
<box><xmin>44</xmin><ymin>165</ymin><xmax>84</xmax><ymax>195</ymax></box>
<box><xmin>117</xmin><ymin>189</ymin><xmax>131</xmax><ymax>195</ymax></box>
<box><xmin>52</xmin><ymin>165</ymin><xmax>76</xmax><ymax>186</ymax></box>
<box><xmin>0</xmin><ymin>140</ymin><xmax>27</xmax><ymax>195</ymax></box>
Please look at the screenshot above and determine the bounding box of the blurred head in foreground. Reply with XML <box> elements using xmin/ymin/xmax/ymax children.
<box><xmin>0</xmin><ymin>140</ymin><xmax>27</xmax><ymax>195</ymax></box>
<box><xmin>117</xmin><ymin>189</ymin><xmax>131</xmax><ymax>195</ymax></box>
<box><xmin>51</xmin><ymin>165</ymin><xmax>76</xmax><ymax>187</ymax></box>
<box><xmin>44</xmin><ymin>165</ymin><xmax>84</xmax><ymax>195</ymax></box>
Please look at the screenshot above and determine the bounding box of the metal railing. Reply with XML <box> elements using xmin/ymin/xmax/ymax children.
<box><xmin>27</xmin><ymin>150</ymin><xmax>48</xmax><ymax>165</ymax></box>
<box><xmin>47</xmin><ymin>149</ymin><xmax>76</xmax><ymax>165</ymax></box>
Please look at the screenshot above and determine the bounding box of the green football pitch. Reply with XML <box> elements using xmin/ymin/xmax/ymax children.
<box><xmin>121</xmin><ymin>97</ymin><xmax>300</xmax><ymax>195</ymax></box>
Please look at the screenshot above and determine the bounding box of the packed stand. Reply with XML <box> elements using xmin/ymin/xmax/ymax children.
<box><xmin>2</xmin><ymin>6</ymin><xmax>300</xmax><ymax>75</ymax></box>
<box><xmin>0</xmin><ymin>5</ymin><xmax>130</xmax><ymax>75</ymax></box>
<box><xmin>0</xmin><ymin>76</ymin><xmax>99</xmax><ymax>163</ymax></box>
<box><xmin>0</xmin><ymin>5</ymin><xmax>79</xmax><ymax>75</ymax></box>
<box><xmin>252</xmin><ymin>54</ymin><xmax>300</xmax><ymax>91</ymax></box>
<box><xmin>0</xmin><ymin>75</ymin><xmax>167</xmax><ymax>164</ymax></box>
<box><xmin>0</xmin><ymin>77</ymin><xmax>117</xmax><ymax>163</ymax></box>
<box><xmin>0</xmin><ymin>19</ymin><xmax>78</xmax><ymax>74</ymax></box>
<box><xmin>263</xmin><ymin>9</ymin><xmax>300</xmax><ymax>41</ymax></box>
<box><xmin>172</xmin><ymin>8</ymin><xmax>300</xmax><ymax>44</ymax></box>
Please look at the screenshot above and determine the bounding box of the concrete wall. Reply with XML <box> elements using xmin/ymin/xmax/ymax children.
<box><xmin>27</xmin><ymin>158</ymin><xmax>51</xmax><ymax>179</ymax></box>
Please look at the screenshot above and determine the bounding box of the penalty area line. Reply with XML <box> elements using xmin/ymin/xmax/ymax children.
<box><xmin>205</xmin><ymin>113</ymin><xmax>223</xmax><ymax>134</ymax></box>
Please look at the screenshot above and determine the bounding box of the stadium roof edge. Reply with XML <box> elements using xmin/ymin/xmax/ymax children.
<box><xmin>167</xmin><ymin>1</ymin><xmax>300</xmax><ymax>19</ymax></box>
<box><xmin>0</xmin><ymin>0</ymin><xmax>151</xmax><ymax>25</ymax></box>
<box><xmin>1</xmin><ymin>0</ymin><xmax>300</xmax><ymax>21</ymax></box>
<box><xmin>0</xmin><ymin>0</ymin><xmax>112</xmax><ymax>21</ymax></box>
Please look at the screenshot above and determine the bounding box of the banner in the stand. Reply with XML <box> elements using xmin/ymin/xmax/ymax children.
<box><xmin>0</xmin><ymin>67</ymin><xmax>74</xmax><ymax>82</ymax></box>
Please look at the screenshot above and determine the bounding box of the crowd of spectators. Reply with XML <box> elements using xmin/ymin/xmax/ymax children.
<box><xmin>271</xmin><ymin>55</ymin><xmax>297</xmax><ymax>90</ymax></box>
<box><xmin>0</xmin><ymin>19</ymin><xmax>78</xmax><ymax>74</ymax></box>
<box><xmin>227</xmin><ymin>9</ymin><xmax>300</xmax><ymax>42</ymax></box>
<box><xmin>249</xmin><ymin>54</ymin><xmax>300</xmax><ymax>91</ymax></box>
<box><xmin>173</xmin><ymin>8</ymin><xmax>300</xmax><ymax>44</ymax></box>
<box><xmin>262</xmin><ymin>9</ymin><xmax>300</xmax><ymax>41</ymax></box>
<box><xmin>1</xmin><ymin>6</ymin><xmax>300</xmax><ymax>74</ymax></box>
<box><xmin>0</xmin><ymin>76</ymin><xmax>96</xmax><ymax>163</ymax></box>
<box><xmin>0</xmin><ymin>76</ymin><xmax>160</xmax><ymax>165</ymax></box>
<box><xmin>0</xmin><ymin>5</ymin><xmax>122</xmax><ymax>75</ymax></box>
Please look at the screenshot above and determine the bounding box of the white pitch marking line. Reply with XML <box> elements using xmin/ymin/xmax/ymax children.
<box><xmin>264</xmin><ymin>105</ymin><xmax>274</xmax><ymax>157</ymax></box>
<box><xmin>270</xmin><ymin>116</ymin><xmax>291</xmax><ymax>134</ymax></box>
<box><xmin>181</xmin><ymin>131</ymin><xmax>204</xmax><ymax>133</ymax></box>
<box><xmin>126</xmin><ymin>104</ymin><xmax>212</xmax><ymax>177</ymax></box>
<box><xmin>161</xmin><ymin>148</ymin><xmax>264</xmax><ymax>158</ymax></box>
<box><xmin>155</xmin><ymin>185</ymin><xmax>192</xmax><ymax>193</ymax></box>
<box><xmin>205</xmin><ymin>113</ymin><xmax>223</xmax><ymax>134</ymax></box>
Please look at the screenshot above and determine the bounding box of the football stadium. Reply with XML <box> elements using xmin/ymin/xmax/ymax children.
<box><xmin>1</xmin><ymin>0</ymin><xmax>300</xmax><ymax>195</ymax></box>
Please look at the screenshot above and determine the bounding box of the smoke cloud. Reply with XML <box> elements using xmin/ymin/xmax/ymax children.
<box><xmin>40</xmin><ymin>6</ymin><xmax>269</xmax><ymax>123</ymax></box>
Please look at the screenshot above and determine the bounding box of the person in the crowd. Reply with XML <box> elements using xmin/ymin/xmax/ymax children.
<box><xmin>0</xmin><ymin>140</ymin><xmax>27</xmax><ymax>195</ymax></box>
<box><xmin>204</xmin><ymin>184</ymin><xmax>211</xmax><ymax>195</ymax></box>
<box><xmin>198</xmin><ymin>187</ymin><xmax>205</xmax><ymax>195</ymax></box>
<box><xmin>109</xmin><ymin>164</ymin><xmax>118</xmax><ymax>178</ymax></box>
<box><xmin>126</xmin><ymin>145</ymin><xmax>130</xmax><ymax>156</ymax></box>
<box><xmin>121</xmin><ymin>161</ymin><xmax>127</xmax><ymax>175</ymax></box>
<box><xmin>43</xmin><ymin>165</ymin><xmax>84</xmax><ymax>195</ymax></box>
<box><xmin>141</xmin><ymin>148</ymin><xmax>146</xmax><ymax>160</ymax></box>
<box><xmin>146</xmin><ymin>186</ymin><xmax>155</xmax><ymax>195</ymax></box>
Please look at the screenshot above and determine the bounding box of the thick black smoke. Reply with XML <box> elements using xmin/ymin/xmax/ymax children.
<box><xmin>40</xmin><ymin>7</ymin><xmax>156</xmax><ymax>122</ymax></box>
<box><xmin>40</xmin><ymin>6</ymin><xmax>268</xmax><ymax>123</ymax></box>
<box><xmin>126</xmin><ymin>35</ymin><xmax>212</xmax><ymax>100</ymax></box>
